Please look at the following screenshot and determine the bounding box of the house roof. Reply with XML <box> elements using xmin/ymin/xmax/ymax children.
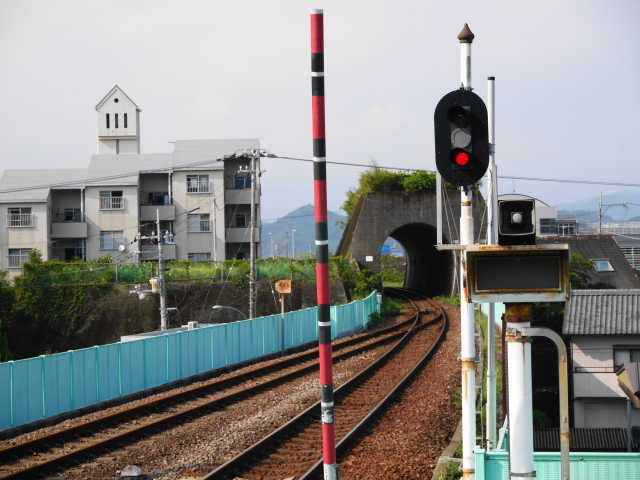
<box><xmin>534</xmin><ymin>428</ymin><xmax>638</xmax><ymax>452</ymax></box>
<box><xmin>0</xmin><ymin>169</ymin><xmax>88</xmax><ymax>203</ymax></box>
<box><xmin>0</xmin><ymin>139</ymin><xmax>257</xmax><ymax>198</ymax></box>
<box><xmin>543</xmin><ymin>235</ymin><xmax>639</xmax><ymax>289</ymax></box>
<box><xmin>94</xmin><ymin>85</ymin><xmax>141</xmax><ymax>111</ymax></box>
<box><xmin>563</xmin><ymin>290</ymin><xmax>640</xmax><ymax>335</ymax></box>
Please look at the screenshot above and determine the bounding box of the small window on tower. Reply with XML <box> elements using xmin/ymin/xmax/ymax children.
<box><xmin>115</xmin><ymin>114</ymin><xmax>119</xmax><ymax>129</ymax></box>
<box><xmin>124</xmin><ymin>113</ymin><xmax>127</xmax><ymax>128</ymax></box>
<box><xmin>106</xmin><ymin>113</ymin><xmax>110</xmax><ymax>128</ymax></box>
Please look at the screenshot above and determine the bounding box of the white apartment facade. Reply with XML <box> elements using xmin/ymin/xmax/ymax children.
<box><xmin>0</xmin><ymin>86</ymin><xmax>261</xmax><ymax>277</ymax></box>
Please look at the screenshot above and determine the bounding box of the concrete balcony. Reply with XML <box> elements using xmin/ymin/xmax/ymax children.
<box><xmin>51</xmin><ymin>222</ymin><xmax>88</xmax><ymax>238</ymax></box>
<box><xmin>226</xmin><ymin>227</ymin><xmax>260</xmax><ymax>243</ymax></box>
<box><xmin>140</xmin><ymin>243</ymin><xmax>176</xmax><ymax>261</ymax></box>
<box><xmin>225</xmin><ymin>189</ymin><xmax>260</xmax><ymax>205</ymax></box>
<box><xmin>141</xmin><ymin>205</ymin><xmax>176</xmax><ymax>221</ymax></box>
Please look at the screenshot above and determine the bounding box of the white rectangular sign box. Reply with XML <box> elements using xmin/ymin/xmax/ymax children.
<box><xmin>466</xmin><ymin>244</ymin><xmax>571</xmax><ymax>303</ymax></box>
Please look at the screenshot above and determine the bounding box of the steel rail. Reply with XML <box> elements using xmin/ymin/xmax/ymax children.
<box><xmin>201</xmin><ymin>291</ymin><xmax>445</xmax><ymax>480</ymax></box>
<box><xmin>0</xmin><ymin>292</ymin><xmax>415</xmax><ymax>479</ymax></box>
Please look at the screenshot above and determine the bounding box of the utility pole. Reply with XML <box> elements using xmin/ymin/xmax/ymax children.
<box><xmin>249</xmin><ymin>150</ymin><xmax>257</xmax><ymax>319</ymax></box>
<box><xmin>285</xmin><ymin>231</ymin><xmax>289</xmax><ymax>258</ymax></box>
<box><xmin>131</xmin><ymin>210</ymin><xmax>173</xmax><ymax>331</ymax></box>
<box><xmin>292</xmin><ymin>229</ymin><xmax>297</xmax><ymax>259</ymax></box>
<box><xmin>598</xmin><ymin>192</ymin><xmax>602</xmax><ymax>235</ymax></box>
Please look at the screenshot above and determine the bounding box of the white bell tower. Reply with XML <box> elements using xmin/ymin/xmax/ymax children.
<box><xmin>95</xmin><ymin>85</ymin><xmax>141</xmax><ymax>154</ymax></box>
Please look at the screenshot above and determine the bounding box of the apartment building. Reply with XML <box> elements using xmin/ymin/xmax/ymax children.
<box><xmin>0</xmin><ymin>86</ymin><xmax>261</xmax><ymax>277</ymax></box>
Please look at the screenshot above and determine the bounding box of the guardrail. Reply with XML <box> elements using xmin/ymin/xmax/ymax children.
<box><xmin>0</xmin><ymin>291</ymin><xmax>377</xmax><ymax>431</ymax></box>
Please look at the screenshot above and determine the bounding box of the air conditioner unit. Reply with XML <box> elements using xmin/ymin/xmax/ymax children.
<box><xmin>188</xmin><ymin>321</ymin><xmax>199</xmax><ymax>330</ymax></box>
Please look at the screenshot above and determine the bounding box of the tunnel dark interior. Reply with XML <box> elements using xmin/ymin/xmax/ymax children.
<box><xmin>388</xmin><ymin>222</ymin><xmax>455</xmax><ymax>298</ymax></box>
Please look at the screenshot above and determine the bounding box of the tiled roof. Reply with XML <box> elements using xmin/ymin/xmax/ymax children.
<box><xmin>563</xmin><ymin>290</ymin><xmax>640</xmax><ymax>335</ymax></box>
<box><xmin>543</xmin><ymin>236</ymin><xmax>640</xmax><ymax>289</ymax></box>
<box><xmin>535</xmin><ymin>428</ymin><xmax>638</xmax><ymax>451</ymax></box>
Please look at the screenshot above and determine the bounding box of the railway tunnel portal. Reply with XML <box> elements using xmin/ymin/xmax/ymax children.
<box><xmin>335</xmin><ymin>191</ymin><xmax>486</xmax><ymax>298</ymax></box>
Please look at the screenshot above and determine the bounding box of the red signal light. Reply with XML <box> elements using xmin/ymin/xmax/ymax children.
<box><xmin>455</xmin><ymin>152</ymin><xmax>469</xmax><ymax>166</ymax></box>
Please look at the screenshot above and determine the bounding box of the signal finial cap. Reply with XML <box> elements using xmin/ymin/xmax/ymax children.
<box><xmin>458</xmin><ymin>24</ymin><xmax>475</xmax><ymax>43</ymax></box>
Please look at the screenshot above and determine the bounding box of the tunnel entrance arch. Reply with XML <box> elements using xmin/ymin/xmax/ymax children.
<box><xmin>386</xmin><ymin>223</ymin><xmax>454</xmax><ymax>298</ymax></box>
<box><xmin>336</xmin><ymin>191</ymin><xmax>485</xmax><ymax>298</ymax></box>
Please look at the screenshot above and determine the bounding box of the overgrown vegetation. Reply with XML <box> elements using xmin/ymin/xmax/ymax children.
<box><xmin>434</xmin><ymin>294</ymin><xmax>461</xmax><ymax>308</ymax></box>
<box><xmin>339</xmin><ymin>158</ymin><xmax>465</xmax><ymax>223</ymax></box>
<box><xmin>436</xmin><ymin>460</ymin><xmax>462</xmax><ymax>480</ymax></box>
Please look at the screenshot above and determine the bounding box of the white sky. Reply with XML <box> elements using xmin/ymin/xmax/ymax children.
<box><xmin>0</xmin><ymin>1</ymin><xmax>638</xmax><ymax>221</ymax></box>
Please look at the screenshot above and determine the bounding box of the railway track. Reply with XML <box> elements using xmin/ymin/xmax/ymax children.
<box><xmin>193</xmin><ymin>289</ymin><xmax>448</xmax><ymax>480</ymax></box>
<box><xmin>0</xmin><ymin>288</ymin><xmax>428</xmax><ymax>480</ymax></box>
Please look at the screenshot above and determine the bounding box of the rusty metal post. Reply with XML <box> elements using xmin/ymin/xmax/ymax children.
<box><xmin>522</xmin><ymin>326</ymin><xmax>570</xmax><ymax>480</ymax></box>
<box><xmin>505</xmin><ymin>303</ymin><xmax>534</xmax><ymax>480</ymax></box>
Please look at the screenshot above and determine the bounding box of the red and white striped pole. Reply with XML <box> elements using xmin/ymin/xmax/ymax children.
<box><xmin>311</xmin><ymin>9</ymin><xmax>339</xmax><ymax>480</ymax></box>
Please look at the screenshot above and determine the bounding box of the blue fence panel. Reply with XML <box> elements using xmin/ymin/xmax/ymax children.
<box><xmin>1</xmin><ymin>291</ymin><xmax>377</xmax><ymax>432</ymax></box>
<box><xmin>96</xmin><ymin>344</ymin><xmax>120</xmax><ymax>402</ymax></box>
<box><xmin>71</xmin><ymin>348</ymin><xmax>98</xmax><ymax>410</ymax></box>
<box><xmin>120</xmin><ymin>340</ymin><xmax>145</xmax><ymax>396</ymax></box>
<box><xmin>11</xmin><ymin>357</ymin><xmax>43</xmax><ymax>427</ymax></box>
<box><xmin>0</xmin><ymin>362</ymin><xmax>13</xmax><ymax>429</ymax></box>
<box><xmin>44</xmin><ymin>352</ymin><xmax>73</xmax><ymax>417</ymax></box>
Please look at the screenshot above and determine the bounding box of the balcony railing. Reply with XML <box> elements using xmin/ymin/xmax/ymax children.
<box><xmin>99</xmin><ymin>197</ymin><xmax>124</xmax><ymax>210</ymax></box>
<box><xmin>7</xmin><ymin>214</ymin><xmax>33</xmax><ymax>227</ymax></box>
<box><xmin>100</xmin><ymin>236</ymin><xmax>125</xmax><ymax>250</ymax></box>
<box><xmin>187</xmin><ymin>220</ymin><xmax>211</xmax><ymax>233</ymax></box>
<box><xmin>7</xmin><ymin>255</ymin><xmax>29</xmax><ymax>268</ymax></box>
<box><xmin>187</xmin><ymin>181</ymin><xmax>210</xmax><ymax>193</ymax></box>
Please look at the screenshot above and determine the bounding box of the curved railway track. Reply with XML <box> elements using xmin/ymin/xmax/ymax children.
<box><xmin>195</xmin><ymin>288</ymin><xmax>448</xmax><ymax>480</ymax></box>
<box><xmin>0</xmin><ymin>288</ymin><xmax>428</xmax><ymax>480</ymax></box>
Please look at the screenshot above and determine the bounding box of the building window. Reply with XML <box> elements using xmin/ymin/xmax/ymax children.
<box><xmin>61</xmin><ymin>208</ymin><xmax>82</xmax><ymax>222</ymax></box>
<box><xmin>234</xmin><ymin>176</ymin><xmax>250</xmax><ymax>189</ymax></box>
<box><xmin>187</xmin><ymin>214</ymin><xmax>211</xmax><ymax>232</ymax></box>
<box><xmin>124</xmin><ymin>113</ymin><xmax>128</xmax><ymax>128</ymax></box>
<box><xmin>540</xmin><ymin>218</ymin><xmax>556</xmax><ymax>234</ymax></box>
<box><xmin>106</xmin><ymin>113</ymin><xmax>110</xmax><ymax>128</ymax></box>
<box><xmin>593</xmin><ymin>260</ymin><xmax>614</xmax><ymax>272</ymax></box>
<box><xmin>236</xmin><ymin>252</ymin><xmax>249</xmax><ymax>260</ymax></box>
<box><xmin>99</xmin><ymin>191</ymin><xmax>124</xmax><ymax>210</ymax></box>
<box><xmin>100</xmin><ymin>231</ymin><xmax>124</xmax><ymax>250</ymax></box>
<box><xmin>188</xmin><ymin>253</ymin><xmax>211</xmax><ymax>261</ymax></box>
<box><xmin>186</xmin><ymin>175</ymin><xmax>210</xmax><ymax>193</ymax></box>
<box><xmin>614</xmin><ymin>346</ymin><xmax>640</xmax><ymax>369</ymax></box>
<box><xmin>233</xmin><ymin>214</ymin><xmax>250</xmax><ymax>228</ymax></box>
<box><xmin>556</xmin><ymin>222</ymin><xmax>576</xmax><ymax>235</ymax></box>
<box><xmin>7</xmin><ymin>207</ymin><xmax>33</xmax><ymax>227</ymax></box>
<box><xmin>7</xmin><ymin>248</ymin><xmax>31</xmax><ymax>268</ymax></box>
<box><xmin>115</xmin><ymin>113</ymin><xmax>119</xmax><ymax>128</ymax></box>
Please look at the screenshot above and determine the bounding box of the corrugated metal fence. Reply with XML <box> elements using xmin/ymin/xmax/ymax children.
<box><xmin>0</xmin><ymin>291</ymin><xmax>377</xmax><ymax>431</ymax></box>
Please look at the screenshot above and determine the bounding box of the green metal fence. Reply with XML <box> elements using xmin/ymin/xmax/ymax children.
<box><xmin>475</xmin><ymin>449</ymin><xmax>640</xmax><ymax>479</ymax></box>
<box><xmin>0</xmin><ymin>291</ymin><xmax>377</xmax><ymax>431</ymax></box>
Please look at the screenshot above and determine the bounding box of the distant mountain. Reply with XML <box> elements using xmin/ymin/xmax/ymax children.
<box><xmin>556</xmin><ymin>190</ymin><xmax>640</xmax><ymax>222</ymax></box>
<box><xmin>261</xmin><ymin>205</ymin><xmax>346</xmax><ymax>258</ymax></box>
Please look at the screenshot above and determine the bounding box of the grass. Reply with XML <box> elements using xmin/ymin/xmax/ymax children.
<box><xmin>436</xmin><ymin>460</ymin><xmax>462</xmax><ymax>479</ymax></box>
<box><xmin>433</xmin><ymin>294</ymin><xmax>460</xmax><ymax>307</ymax></box>
<box><xmin>380</xmin><ymin>297</ymin><xmax>409</xmax><ymax>314</ymax></box>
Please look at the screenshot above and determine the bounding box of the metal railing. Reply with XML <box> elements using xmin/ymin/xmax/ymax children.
<box><xmin>7</xmin><ymin>214</ymin><xmax>33</xmax><ymax>227</ymax></box>
<box><xmin>188</xmin><ymin>219</ymin><xmax>211</xmax><ymax>232</ymax></box>
<box><xmin>7</xmin><ymin>255</ymin><xmax>29</xmax><ymax>268</ymax></box>
<box><xmin>187</xmin><ymin>181</ymin><xmax>210</xmax><ymax>193</ymax></box>
<box><xmin>99</xmin><ymin>197</ymin><xmax>124</xmax><ymax>210</ymax></box>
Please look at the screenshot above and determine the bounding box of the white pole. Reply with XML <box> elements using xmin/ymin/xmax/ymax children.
<box><xmin>507</xmin><ymin>318</ymin><xmax>535</xmax><ymax>479</ymax></box>
<box><xmin>458</xmin><ymin>23</ymin><xmax>476</xmax><ymax>480</ymax></box>
<box><xmin>157</xmin><ymin>209</ymin><xmax>168</xmax><ymax>331</ymax></box>
<box><xmin>485</xmin><ymin>76</ymin><xmax>497</xmax><ymax>451</ymax></box>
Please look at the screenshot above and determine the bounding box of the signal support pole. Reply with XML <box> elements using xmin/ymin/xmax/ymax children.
<box><xmin>458</xmin><ymin>23</ymin><xmax>477</xmax><ymax>480</ymax></box>
<box><xmin>311</xmin><ymin>10</ymin><xmax>338</xmax><ymax>480</ymax></box>
<box><xmin>485</xmin><ymin>76</ymin><xmax>498</xmax><ymax>451</ymax></box>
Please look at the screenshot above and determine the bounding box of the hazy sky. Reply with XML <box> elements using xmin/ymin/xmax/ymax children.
<box><xmin>1</xmin><ymin>1</ymin><xmax>638</xmax><ymax>221</ymax></box>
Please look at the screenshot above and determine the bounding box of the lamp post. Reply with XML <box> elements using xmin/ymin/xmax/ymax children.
<box><xmin>212</xmin><ymin>304</ymin><xmax>248</xmax><ymax>320</ymax></box>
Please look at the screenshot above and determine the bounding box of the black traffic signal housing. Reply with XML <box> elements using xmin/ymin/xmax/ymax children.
<box><xmin>434</xmin><ymin>89</ymin><xmax>489</xmax><ymax>186</ymax></box>
<box><xmin>497</xmin><ymin>199</ymin><xmax>536</xmax><ymax>246</ymax></box>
